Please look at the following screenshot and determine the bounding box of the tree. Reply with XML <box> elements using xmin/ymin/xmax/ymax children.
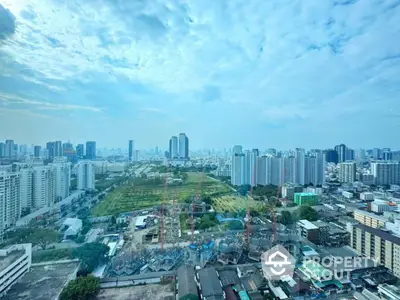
<box><xmin>296</xmin><ymin>205</ymin><xmax>318</xmax><ymax>221</ymax></box>
<box><xmin>278</xmin><ymin>211</ymin><xmax>293</xmax><ymax>225</ymax></box>
<box><xmin>73</xmin><ymin>243</ymin><xmax>110</xmax><ymax>272</ymax></box>
<box><xmin>59</xmin><ymin>275</ymin><xmax>100</xmax><ymax>300</ymax></box>
<box><xmin>28</xmin><ymin>229</ymin><xmax>59</xmax><ymax>250</ymax></box>
<box><xmin>228</xmin><ymin>221</ymin><xmax>243</xmax><ymax>230</ymax></box>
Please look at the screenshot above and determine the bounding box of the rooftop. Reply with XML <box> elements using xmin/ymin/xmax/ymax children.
<box><xmin>0</xmin><ymin>250</ymin><xmax>25</xmax><ymax>270</ymax></box>
<box><xmin>298</xmin><ymin>219</ymin><xmax>318</xmax><ymax>230</ymax></box>
<box><xmin>177</xmin><ymin>265</ymin><xmax>197</xmax><ymax>298</ymax></box>
<box><xmin>295</xmin><ymin>192</ymin><xmax>316</xmax><ymax>196</ymax></box>
<box><xmin>2</xmin><ymin>262</ymin><xmax>79</xmax><ymax>300</ymax></box>
<box><xmin>198</xmin><ymin>268</ymin><xmax>223</xmax><ymax>298</ymax></box>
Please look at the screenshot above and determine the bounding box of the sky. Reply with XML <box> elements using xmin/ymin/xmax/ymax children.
<box><xmin>0</xmin><ymin>0</ymin><xmax>400</xmax><ymax>150</ymax></box>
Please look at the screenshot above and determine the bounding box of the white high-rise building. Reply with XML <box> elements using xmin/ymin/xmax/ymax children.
<box><xmin>20</xmin><ymin>168</ymin><xmax>33</xmax><ymax>211</ymax></box>
<box><xmin>0</xmin><ymin>171</ymin><xmax>21</xmax><ymax>237</ymax></box>
<box><xmin>283</xmin><ymin>156</ymin><xmax>296</xmax><ymax>184</ymax></box>
<box><xmin>77</xmin><ymin>161</ymin><xmax>95</xmax><ymax>190</ymax></box>
<box><xmin>231</xmin><ymin>153</ymin><xmax>244</xmax><ymax>186</ymax></box>
<box><xmin>305</xmin><ymin>153</ymin><xmax>326</xmax><ymax>186</ymax></box>
<box><xmin>295</xmin><ymin>149</ymin><xmax>305</xmax><ymax>185</ymax></box>
<box><xmin>249</xmin><ymin>149</ymin><xmax>259</xmax><ymax>186</ymax></box>
<box><xmin>169</xmin><ymin>136</ymin><xmax>178</xmax><ymax>159</ymax></box>
<box><xmin>371</xmin><ymin>161</ymin><xmax>400</xmax><ymax>185</ymax></box>
<box><xmin>339</xmin><ymin>162</ymin><xmax>357</xmax><ymax>183</ymax></box>
<box><xmin>32</xmin><ymin>166</ymin><xmax>56</xmax><ymax>208</ymax></box>
<box><xmin>52</xmin><ymin>158</ymin><xmax>71</xmax><ymax>200</ymax></box>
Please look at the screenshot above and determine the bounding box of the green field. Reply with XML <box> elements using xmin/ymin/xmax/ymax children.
<box><xmin>92</xmin><ymin>172</ymin><xmax>231</xmax><ymax>216</ymax></box>
<box><xmin>212</xmin><ymin>195</ymin><xmax>266</xmax><ymax>213</ymax></box>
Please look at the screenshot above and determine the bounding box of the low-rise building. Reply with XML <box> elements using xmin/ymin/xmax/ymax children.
<box><xmin>371</xmin><ymin>201</ymin><xmax>398</xmax><ymax>213</ymax></box>
<box><xmin>282</xmin><ymin>184</ymin><xmax>303</xmax><ymax>200</ymax></box>
<box><xmin>354</xmin><ymin>210</ymin><xmax>388</xmax><ymax>229</ymax></box>
<box><xmin>294</xmin><ymin>192</ymin><xmax>318</xmax><ymax>206</ymax></box>
<box><xmin>297</xmin><ymin>220</ymin><xmax>319</xmax><ymax>244</ymax></box>
<box><xmin>360</xmin><ymin>192</ymin><xmax>374</xmax><ymax>201</ymax></box>
<box><xmin>197</xmin><ymin>268</ymin><xmax>224</xmax><ymax>300</ymax></box>
<box><xmin>0</xmin><ymin>244</ymin><xmax>32</xmax><ymax>298</ymax></box>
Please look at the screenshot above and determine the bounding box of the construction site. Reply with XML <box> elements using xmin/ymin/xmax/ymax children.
<box><xmin>101</xmin><ymin>165</ymin><xmax>292</xmax><ymax>279</ymax></box>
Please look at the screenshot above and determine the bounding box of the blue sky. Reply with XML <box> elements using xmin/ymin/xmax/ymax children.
<box><xmin>0</xmin><ymin>0</ymin><xmax>399</xmax><ymax>150</ymax></box>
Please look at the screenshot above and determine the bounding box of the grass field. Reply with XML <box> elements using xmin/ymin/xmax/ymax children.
<box><xmin>212</xmin><ymin>195</ymin><xmax>266</xmax><ymax>213</ymax></box>
<box><xmin>92</xmin><ymin>172</ymin><xmax>231</xmax><ymax>216</ymax></box>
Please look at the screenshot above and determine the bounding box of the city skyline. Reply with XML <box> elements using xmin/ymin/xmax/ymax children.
<box><xmin>1</xmin><ymin>1</ymin><xmax>400</xmax><ymax>148</ymax></box>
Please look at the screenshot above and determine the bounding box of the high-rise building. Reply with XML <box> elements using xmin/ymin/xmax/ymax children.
<box><xmin>34</xmin><ymin>146</ymin><xmax>41</xmax><ymax>158</ymax></box>
<box><xmin>46</xmin><ymin>142</ymin><xmax>55</xmax><ymax>159</ymax></box>
<box><xmin>128</xmin><ymin>140</ymin><xmax>134</xmax><ymax>161</ymax></box>
<box><xmin>346</xmin><ymin>148</ymin><xmax>355</xmax><ymax>161</ymax></box>
<box><xmin>76</xmin><ymin>144</ymin><xmax>84</xmax><ymax>158</ymax></box>
<box><xmin>231</xmin><ymin>153</ymin><xmax>244</xmax><ymax>186</ymax></box>
<box><xmin>383</xmin><ymin>151</ymin><xmax>393</xmax><ymax>161</ymax></box>
<box><xmin>169</xmin><ymin>136</ymin><xmax>178</xmax><ymax>159</ymax></box>
<box><xmin>85</xmin><ymin>141</ymin><xmax>96</xmax><ymax>160</ymax></box>
<box><xmin>4</xmin><ymin>140</ymin><xmax>15</xmax><ymax>158</ymax></box>
<box><xmin>20</xmin><ymin>168</ymin><xmax>33</xmax><ymax>211</ymax></box>
<box><xmin>283</xmin><ymin>156</ymin><xmax>296</xmax><ymax>184</ymax></box>
<box><xmin>52</xmin><ymin>158</ymin><xmax>71</xmax><ymax>200</ymax></box>
<box><xmin>0</xmin><ymin>171</ymin><xmax>21</xmax><ymax>234</ymax></box>
<box><xmin>249</xmin><ymin>149</ymin><xmax>259</xmax><ymax>186</ymax></box>
<box><xmin>335</xmin><ymin>144</ymin><xmax>347</xmax><ymax>163</ymax></box>
<box><xmin>54</xmin><ymin>141</ymin><xmax>62</xmax><ymax>157</ymax></box>
<box><xmin>18</xmin><ymin>144</ymin><xmax>27</xmax><ymax>156</ymax></box>
<box><xmin>32</xmin><ymin>166</ymin><xmax>56</xmax><ymax>208</ymax></box>
<box><xmin>178</xmin><ymin>133</ymin><xmax>189</xmax><ymax>159</ymax></box>
<box><xmin>304</xmin><ymin>153</ymin><xmax>326</xmax><ymax>186</ymax></box>
<box><xmin>77</xmin><ymin>161</ymin><xmax>95</xmax><ymax>190</ymax></box>
<box><xmin>371</xmin><ymin>161</ymin><xmax>400</xmax><ymax>185</ymax></box>
<box><xmin>339</xmin><ymin>162</ymin><xmax>357</xmax><ymax>183</ymax></box>
<box><xmin>372</xmin><ymin>148</ymin><xmax>382</xmax><ymax>160</ymax></box>
<box><xmin>233</xmin><ymin>145</ymin><xmax>242</xmax><ymax>155</ymax></box>
<box><xmin>134</xmin><ymin>150</ymin><xmax>140</xmax><ymax>162</ymax></box>
<box><xmin>0</xmin><ymin>142</ymin><xmax>4</xmax><ymax>158</ymax></box>
<box><xmin>295</xmin><ymin>149</ymin><xmax>306</xmax><ymax>184</ymax></box>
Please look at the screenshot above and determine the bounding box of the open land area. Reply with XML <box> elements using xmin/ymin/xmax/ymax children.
<box><xmin>92</xmin><ymin>172</ymin><xmax>231</xmax><ymax>216</ymax></box>
<box><xmin>212</xmin><ymin>195</ymin><xmax>266</xmax><ymax>213</ymax></box>
<box><xmin>96</xmin><ymin>283</ymin><xmax>175</xmax><ymax>300</ymax></box>
<box><xmin>3</xmin><ymin>262</ymin><xmax>79</xmax><ymax>300</ymax></box>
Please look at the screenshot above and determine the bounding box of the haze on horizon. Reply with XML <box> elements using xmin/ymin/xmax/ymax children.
<box><xmin>0</xmin><ymin>0</ymin><xmax>399</xmax><ymax>150</ymax></box>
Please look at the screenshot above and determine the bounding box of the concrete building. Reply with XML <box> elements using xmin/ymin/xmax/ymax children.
<box><xmin>0</xmin><ymin>244</ymin><xmax>32</xmax><ymax>298</ymax></box>
<box><xmin>335</xmin><ymin>144</ymin><xmax>347</xmax><ymax>163</ymax></box>
<box><xmin>76</xmin><ymin>144</ymin><xmax>84</xmax><ymax>158</ymax></box>
<box><xmin>54</xmin><ymin>141</ymin><xmax>62</xmax><ymax>157</ymax></box>
<box><xmin>19</xmin><ymin>168</ymin><xmax>33</xmax><ymax>211</ymax></box>
<box><xmin>371</xmin><ymin>201</ymin><xmax>398</xmax><ymax>213</ymax></box>
<box><xmin>32</xmin><ymin>165</ymin><xmax>56</xmax><ymax>209</ymax></box>
<box><xmin>351</xmin><ymin>224</ymin><xmax>400</xmax><ymax>278</ymax></box>
<box><xmin>52</xmin><ymin>158</ymin><xmax>71</xmax><ymax>200</ymax></box>
<box><xmin>305</xmin><ymin>153</ymin><xmax>326</xmax><ymax>186</ymax></box>
<box><xmin>178</xmin><ymin>133</ymin><xmax>189</xmax><ymax>159</ymax></box>
<box><xmin>0</xmin><ymin>171</ymin><xmax>21</xmax><ymax>237</ymax></box>
<box><xmin>294</xmin><ymin>192</ymin><xmax>317</xmax><ymax>206</ymax></box>
<box><xmin>282</xmin><ymin>183</ymin><xmax>303</xmax><ymax>200</ymax></box>
<box><xmin>4</xmin><ymin>140</ymin><xmax>15</xmax><ymax>159</ymax></box>
<box><xmin>360</xmin><ymin>192</ymin><xmax>374</xmax><ymax>201</ymax></box>
<box><xmin>231</xmin><ymin>153</ymin><xmax>244</xmax><ymax>186</ymax></box>
<box><xmin>371</xmin><ymin>162</ymin><xmax>400</xmax><ymax>186</ymax></box>
<box><xmin>85</xmin><ymin>141</ymin><xmax>96</xmax><ymax>160</ymax></box>
<box><xmin>297</xmin><ymin>220</ymin><xmax>320</xmax><ymax>244</ymax></box>
<box><xmin>77</xmin><ymin>160</ymin><xmax>95</xmax><ymax>190</ymax></box>
<box><xmin>339</xmin><ymin>162</ymin><xmax>356</xmax><ymax>183</ymax></box>
<box><xmin>295</xmin><ymin>148</ymin><xmax>306</xmax><ymax>184</ymax></box>
<box><xmin>354</xmin><ymin>210</ymin><xmax>388</xmax><ymax>229</ymax></box>
<box><xmin>33</xmin><ymin>146</ymin><xmax>41</xmax><ymax>158</ymax></box>
<box><xmin>169</xmin><ymin>136</ymin><xmax>178</xmax><ymax>159</ymax></box>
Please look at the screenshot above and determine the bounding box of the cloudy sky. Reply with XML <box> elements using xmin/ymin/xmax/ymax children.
<box><xmin>0</xmin><ymin>0</ymin><xmax>399</xmax><ymax>150</ymax></box>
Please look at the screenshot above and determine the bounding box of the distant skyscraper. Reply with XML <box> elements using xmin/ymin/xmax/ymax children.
<box><xmin>0</xmin><ymin>142</ymin><xmax>5</xmax><ymax>158</ymax></box>
<box><xmin>178</xmin><ymin>133</ymin><xmax>189</xmax><ymax>159</ymax></box>
<box><xmin>76</xmin><ymin>144</ymin><xmax>84</xmax><ymax>158</ymax></box>
<box><xmin>34</xmin><ymin>146</ymin><xmax>41</xmax><ymax>158</ymax></box>
<box><xmin>54</xmin><ymin>141</ymin><xmax>62</xmax><ymax>157</ymax></box>
<box><xmin>346</xmin><ymin>148</ymin><xmax>355</xmax><ymax>161</ymax></box>
<box><xmin>77</xmin><ymin>161</ymin><xmax>95</xmax><ymax>190</ymax></box>
<box><xmin>231</xmin><ymin>153</ymin><xmax>245</xmax><ymax>186</ymax></box>
<box><xmin>295</xmin><ymin>149</ymin><xmax>305</xmax><ymax>184</ymax></box>
<box><xmin>169</xmin><ymin>136</ymin><xmax>178</xmax><ymax>159</ymax></box>
<box><xmin>85</xmin><ymin>141</ymin><xmax>96</xmax><ymax>160</ymax></box>
<box><xmin>372</xmin><ymin>148</ymin><xmax>382</xmax><ymax>160</ymax></box>
<box><xmin>233</xmin><ymin>145</ymin><xmax>242</xmax><ymax>155</ymax></box>
<box><xmin>4</xmin><ymin>140</ymin><xmax>15</xmax><ymax>158</ymax></box>
<box><xmin>46</xmin><ymin>142</ymin><xmax>55</xmax><ymax>159</ymax></box>
<box><xmin>128</xmin><ymin>140</ymin><xmax>134</xmax><ymax>161</ymax></box>
<box><xmin>20</xmin><ymin>168</ymin><xmax>33</xmax><ymax>211</ymax></box>
<box><xmin>335</xmin><ymin>144</ymin><xmax>347</xmax><ymax>163</ymax></box>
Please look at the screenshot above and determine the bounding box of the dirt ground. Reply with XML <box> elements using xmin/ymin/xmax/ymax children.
<box><xmin>96</xmin><ymin>283</ymin><xmax>175</xmax><ymax>300</ymax></box>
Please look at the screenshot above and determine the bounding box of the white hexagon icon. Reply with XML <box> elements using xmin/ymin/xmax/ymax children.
<box><xmin>261</xmin><ymin>244</ymin><xmax>295</xmax><ymax>281</ymax></box>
